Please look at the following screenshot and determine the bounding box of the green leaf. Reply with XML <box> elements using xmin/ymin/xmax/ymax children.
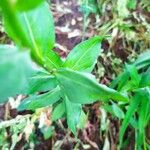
<box><xmin>52</xmin><ymin>101</ymin><xmax>65</xmax><ymax>121</ymax></box>
<box><xmin>111</xmin><ymin>50</ymin><xmax>150</xmax><ymax>89</ymax></box>
<box><xmin>0</xmin><ymin>45</ymin><xmax>36</xmax><ymax>104</ymax></box>
<box><xmin>110</xmin><ymin>71</ymin><xmax>129</xmax><ymax>89</ymax></box>
<box><xmin>15</xmin><ymin>0</ymin><xmax>44</xmax><ymax>11</ymax></box>
<box><xmin>119</xmin><ymin>93</ymin><xmax>141</xmax><ymax>146</ymax></box>
<box><xmin>18</xmin><ymin>87</ymin><xmax>61</xmax><ymax>111</ymax></box>
<box><xmin>65</xmin><ymin>96</ymin><xmax>82</xmax><ymax>135</ymax></box>
<box><xmin>44</xmin><ymin>50</ymin><xmax>63</xmax><ymax>70</ymax></box>
<box><xmin>1</xmin><ymin>1</ymin><xmax>55</xmax><ymax>65</ymax></box>
<box><xmin>27</xmin><ymin>70</ymin><xmax>58</xmax><ymax>94</ymax></box>
<box><xmin>103</xmin><ymin>103</ymin><xmax>125</xmax><ymax>119</ymax></box>
<box><xmin>40</xmin><ymin>126</ymin><xmax>54</xmax><ymax>140</ymax></box>
<box><xmin>140</xmin><ymin>67</ymin><xmax>150</xmax><ymax>87</ymax></box>
<box><xmin>64</xmin><ymin>36</ymin><xmax>102</xmax><ymax>72</ymax></box>
<box><xmin>125</xmin><ymin>64</ymin><xmax>141</xmax><ymax>87</ymax></box>
<box><xmin>117</xmin><ymin>71</ymin><xmax>130</xmax><ymax>91</ymax></box>
<box><xmin>56</xmin><ymin>69</ymin><xmax>128</xmax><ymax>104</ymax></box>
<box><xmin>77</xmin><ymin>110</ymin><xmax>88</xmax><ymax>129</ymax></box>
<box><xmin>137</xmin><ymin>87</ymin><xmax>150</xmax><ymax>145</ymax></box>
<box><xmin>127</xmin><ymin>0</ymin><xmax>137</xmax><ymax>10</ymax></box>
<box><xmin>134</xmin><ymin>50</ymin><xmax>150</xmax><ymax>69</ymax></box>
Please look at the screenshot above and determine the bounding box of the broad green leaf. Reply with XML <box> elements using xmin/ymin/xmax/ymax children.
<box><xmin>1</xmin><ymin>1</ymin><xmax>55</xmax><ymax>65</ymax></box>
<box><xmin>15</xmin><ymin>0</ymin><xmax>44</xmax><ymax>11</ymax></box>
<box><xmin>52</xmin><ymin>101</ymin><xmax>65</xmax><ymax>121</ymax></box>
<box><xmin>56</xmin><ymin>69</ymin><xmax>128</xmax><ymax>104</ymax></box>
<box><xmin>65</xmin><ymin>96</ymin><xmax>82</xmax><ymax>135</ymax></box>
<box><xmin>119</xmin><ymin>93</ymin><xmax>141</xmax><ymax>146</ymax></box>
<box><xmin>27</xmin><ymin>70</ymin><xmax>58</xmax><ymax>94</ymax></box>
<box><xmin>18</xmin><ymin>87</ymin><xmax>60</xmax><ymax>111</ymax></box>
<box><xmin>64</xmin><ymin>36</ymin><xmax>102</xmax><ymax>72</ymax></box>
<box><xmin>0</xmin><ymin>45</ymin><xmax>36</xmax><ymax>103</ymax></box>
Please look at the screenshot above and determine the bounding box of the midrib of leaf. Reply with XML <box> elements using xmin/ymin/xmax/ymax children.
<box><xmin>23</xmin><ymin>13</ymin><xmax>42</xmax><ymax>61</ymax></box>
<box><xmin>71</xmin><ymin>40</ymin><xmax>99</xmax><ymax>70</ymax></box>
<box><xmin>57</xmin><ymin>70</ymin><xmax>128</xmax><ymax>102</ymax></box>
<box><xmin>31</xmin><ymin>75</ymin><xmax>54</xmax><ymax>79</ymax></box>
<box><xmin>57</xmin><ymin>71</ymin><xmax>104</xmax><ymax>93</ymax></box>
<box><xmin>45</xmin><ymin>56</ymin><xmax>59</xmax><ymax>69</ymax></box>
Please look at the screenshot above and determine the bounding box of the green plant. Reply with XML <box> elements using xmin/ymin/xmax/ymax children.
<box><xmin>108</xmin><ymin>51</ymin><xmax>150</xmax><ymax>149</ymax></box>
<box><xmin>0</xmin><ymin>0</ymin><xmax>127</xmax><ymax>135</ymax></box>
<box><xmin>79</xmin><ymin>0</ymin><xmax>150</xmax><ymax>148</ymax></box>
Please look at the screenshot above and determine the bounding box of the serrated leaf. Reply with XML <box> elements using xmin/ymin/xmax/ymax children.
<box><xmin>18</xmin><ymin>87</ymin><xmax>61</xmax><ymax>111</ymax></box>
<box><xmin>52</xmin><ymin>101</ymin><xmax>65</xmax><ymax>121</ymax></box>
<box><xmin>1</xmin><ymin>0</ymin><xmax>55</xmax><ymax>65</ymax></box>
<box><xmin>64</xmin><ymin>36</ymin><xmax>102</xmax><ymax>72</ymax></box>
<box><xmin>0</xmin><ymin>45</ymin><xmax>36</xmax><ymax>103</ymax></box>
<box><xmin>65</xmin><ymin>96</ymin><xmax>82</xmax><ymax>135</ymax></box>
<box><xmin>56</xmin><ymin>68</ymin><xmax>128</xmax><ymax>104</ymax></box>
<box><xmin>27</xmin><ymin>70</ymin><xmax>58</xmax><ymax>94</ymax></box>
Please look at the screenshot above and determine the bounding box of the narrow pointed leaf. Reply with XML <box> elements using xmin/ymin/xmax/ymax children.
<box><xmin>138</xmin><ymin>88</ymin><xmax>150</xmax><ymax>133</ymax></box>
<box><xmin>119</xmin><ymin>93</ymin><xmax>141</xmax><ymax>146</ymax></box>
<box><xmin>140</xmin><ymin>67</ymin><xmax>150</xmax><ymax>87</ymax></box>
<box><xmin>56</xmin><ymin>69</ymin><xmax>128</xmax><ymax>104</ymax></box>
<box><xmin>52</xmin><ymin>101</ymin><xmax>65</xmax><ymax>121</ymax></box>
<box><xmin>111</xmin><ymin>50</ymin><xmax>150</xmax><ymax>89</ymax></box>
<box><xmin>64</xmin><ymin>36</ymin><xmax>102</xmax><ymax>72</ymax></box>
<box><xmin>134</xmin><ymin>50</ymin><xmax>150</xmax><ymax>69</ymax></box>
<box><xmin>27</xmin><ymin>70</ymin><xmax>58</xmax><ymax>94</ymax></box>
<box><xmin>125</xmin><ymin>64</ymin><xmax>141</xmax><ymax>87</ymax></box>
<box><xmin>65</xmin><ymin>96</ymin><xmax>82</xmax><ymax>135</ymax></box>
<box><xmin>18</xmin><ymin>87</ymin><xmax>61</xmax><ymax>111</ymax></box>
